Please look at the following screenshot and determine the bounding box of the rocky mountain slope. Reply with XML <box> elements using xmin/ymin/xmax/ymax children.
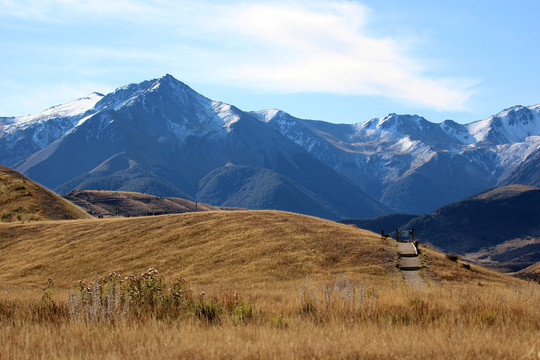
<box><xmin>253</xmin><ymin>105</ymin><xmax>540</xmax><ymax>213</ymax></box>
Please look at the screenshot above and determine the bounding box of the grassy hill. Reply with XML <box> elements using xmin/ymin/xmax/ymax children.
<box><xmin>0</xmin><ymin>210</ymin><xmax>519</xmax><ymax>291</ymax></box>
<box><xmin>514</xmin><ymin>261</ymin><xmax>540</xmax><ymax>282</ymax></box>
<box><xmin>1</xmin><ymin>210</ymin><xmax>534</xmax><ymax>359</ymax></box>
<box><xmin>63</xmin><ymin>189</ymin><xmax>238</xmax><ymax>217</ymax></box>
<box><xmin>0</xmin><ymin>165</ymin><xmax>91</xmax><ymax>222</ymax></box>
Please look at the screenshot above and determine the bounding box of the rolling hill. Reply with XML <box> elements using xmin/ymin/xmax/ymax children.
<box><xmin>63</xmin><ymin>189</ymin><xmax>238</xmax><ymax>217</ymax></box>
<box><xmin>514</xmin><ymin>261</ymin><xmax>540</xmax><ymax>282</ymax></box>
<box><xmin>0</xmin><ymin>210</ymin><xmax>517</xmax><ymax>290</ymax></box>
<box><xmin>0</xmin><ymin>165</ymin><xmax>91</xmax><ymax>222</ymax></box>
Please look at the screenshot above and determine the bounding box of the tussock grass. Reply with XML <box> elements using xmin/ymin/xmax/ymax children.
<box><xmin>1</xmin><ymin>277</ymin><xmax>538</xmax><ymax>359</ymax></box>
<box><xmin>0</xmin><ymin>210</ymin><xmax>401</xmax><ymax>290</ymax></box>
<box><xmin>1</xmin><ymin>210</ymin><xmax>537</xmax><ymax>358</ymax></box>
<box><xmin>0</xmin><ymin>166</ymin><xmax>91</xmax><ymax>222</ymax></box>
<box><xmin>419</xmin><ymin>245</ymin><xmax>518</xmax><ymax>285</ymax></box>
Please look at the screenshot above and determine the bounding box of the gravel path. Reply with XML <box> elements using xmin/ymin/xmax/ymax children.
<box><xmin>397</xmin><ymin>242</ymin><xmax>426</xmax><ymax>287</ymax></box>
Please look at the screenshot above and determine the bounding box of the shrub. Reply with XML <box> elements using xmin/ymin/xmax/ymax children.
<box><xmin>193</xmin><ymin>298</ymin><xmax>221</xmax><ymax>323</ymax></box>
<box><xmin>269</xmin><ymin>313</ymin><xmax>288</xmax><ymax>328</ymax></box>
<box><xmin>478</xmin><ymin>310</ymin><xmax>497</xmax><ymax>325</ymax></box>
<box><xmin>446</xmin><ymin>254</ymin><xmax>460</xmax><ymax>262</ymax></box>
<box><xmin>233</xmin><ymin>301</ymin><xmax>254</xmax><ymax>322</ymax></box>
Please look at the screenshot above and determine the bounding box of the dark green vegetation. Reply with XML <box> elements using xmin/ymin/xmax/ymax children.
<box><xmin>197</xmin><ymin>164</ymin><xmax>350</xmax><ymax>220</ymax></box>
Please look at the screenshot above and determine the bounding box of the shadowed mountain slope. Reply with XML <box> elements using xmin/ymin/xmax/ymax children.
<box><xmin>341</xmin><ymin>185</ymin><xmax>540</xmax><ymax>272</ymax></box>
<box><xmin>514</xmin><ymin>261</ymin><xmax>540</xmax><ymax>282</ymax></box>
<box><xmin>403</xmin><ymin>185</ymin><xmax>540</xmax><ymax>271</ymax></box>
<box><xmin>340</xmin><ymin>214</ymin><xmax>417</xmax><ymax>236</ymax></box>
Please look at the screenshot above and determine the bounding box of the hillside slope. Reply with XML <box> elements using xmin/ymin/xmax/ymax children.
<box><xmin>514</xmin><ymin>261</ymin><xmax>540</xmax><ymax>282</ymax></box>
<box><xmin>0</xmin><ymin>166</ymin><xmax>91</xmax><ymax>222</ymax></box>
<box><xmin>0</xmin><ymin>210</ymin><xmax>518</xmax><ymax>290</ymax></box>
<box><xmin>63</xmin><ymin>189</ymin><xmax>236</xmax><ymax>217</ymax></box>
<box><xmin>0</xmin><ymin>211</ymin><xmax>398</xmax><ymax>289</ymax></box>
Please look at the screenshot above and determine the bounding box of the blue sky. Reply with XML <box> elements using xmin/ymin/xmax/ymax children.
<box><xmin>1</xmin><ymin>0</ymin><xmax>539</xmax><ymax>124</ymax></box>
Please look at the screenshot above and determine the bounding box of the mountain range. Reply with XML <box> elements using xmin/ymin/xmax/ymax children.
<box><xmin>1</xmin><ymin>74</ymin><xmax>540</xmax><ymax>218</ymax></box>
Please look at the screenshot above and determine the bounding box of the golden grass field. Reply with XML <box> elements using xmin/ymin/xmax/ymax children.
<box><xmin>1</xmin><ymin>210</ymin><xmax>539</xmax><ymax>359</ymax></box>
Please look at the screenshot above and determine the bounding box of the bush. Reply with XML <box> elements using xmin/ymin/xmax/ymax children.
<box><xmin>446</xmin><ymin>254</ymin><xmax>460</xmax><ymax>262</ymax></box>
<box><xmin>67</xmin><ymin>269</ymin><xmax>267</xmax><ymax>324</ymax></box>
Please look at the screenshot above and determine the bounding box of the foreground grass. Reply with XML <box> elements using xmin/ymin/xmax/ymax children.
<box><xmin>1</xmin><ymin>277</ymin><xmax>539</xmax><ymax>359</ymax></box>
<box><xmin>1</xmin><ymin>211</ymin><xmax>537</xmax><ymax>358</ymax></box>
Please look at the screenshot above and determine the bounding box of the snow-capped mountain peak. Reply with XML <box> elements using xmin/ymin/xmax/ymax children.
<box><xmin>468</xmin><ymin>104</ymin><xmax>540</xmax><ymax>144</ymax></box>
<box><xmin>250</xmin><ymin>109</ymin><xmax>283</xmax><ymax>123</ymax></box>
<box><xmin>10</xmin><ymin>92</ymin><xmax>104</xmax><ymax>126</ymax></box>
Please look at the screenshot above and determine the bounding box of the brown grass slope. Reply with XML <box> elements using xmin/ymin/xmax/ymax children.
<box><xmin>0</xmin><ymin>166</ymin><xmax>91</xmax><ymax>222</ymax></box>
<box><xmin>0</xmin><ymin>210</ymin><xmax>400</xmax><ymax>289</ymax></box>
<box><xmin>515</xmin><ymin>261</ymin><xmax>540</xmax><ymax>282</ymax></box>
<box><xmin>63</xmin><ymin>189</ymin><xmax>238</xmax><ymax>217</ymax></box>
<box><xmin>0</xmin><ymin>210</ymin><xmax>522</xmax><ymax>292</ymax></box>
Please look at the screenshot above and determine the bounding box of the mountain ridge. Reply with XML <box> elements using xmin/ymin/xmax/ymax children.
<box><xmin>1</xmin><ymin>74</ymin><xmax>540</xmax><ymax>216</ymax></box>
<box><xmin>2</xmin><ymin>75</ymin><xmax>389</xmax><ymax>220</ymax></box>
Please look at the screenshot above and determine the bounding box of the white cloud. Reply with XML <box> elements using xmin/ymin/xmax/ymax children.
<box><xmin>0</xmin><ymin>0</ymin><xmax>476</xmax><ymax>112</ymax></box>
<box><xmin>196</xmin><ymin>1</ymin><xmax>475</xmax><ymax>111</ymax></box>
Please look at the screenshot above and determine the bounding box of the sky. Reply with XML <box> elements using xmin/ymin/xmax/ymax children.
<box><xmin>1</xmin><ymin>0</ymin><xmax>539</xmax><ymax>124</ymax></box>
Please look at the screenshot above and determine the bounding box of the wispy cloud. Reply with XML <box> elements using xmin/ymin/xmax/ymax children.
<box><xmin>1</xmin><ymin>0</ymin><xmax>476</xmax><ymax>112</ymax></box>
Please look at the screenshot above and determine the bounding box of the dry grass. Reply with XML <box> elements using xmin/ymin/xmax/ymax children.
<box><xmin>1</xmin><ymin>279</ymin><xmax>539</xmax><ymax>359</ymax></box>
<box><xmin>418</xmin><ymin>244</ymin><xmax>520</xmax><ymax>286</ymax></box>
<box><xmin>1</xmin><ymin>210</ymin><xmax>537</xmax><ymax>359</ymax></box>
<box><xmin>0</xmin><ymin>166</ymin><xmax>91</xmax><ymax>222</ymax></box>
<box><xmin>0</xmin><ymin>210</ymin><xmax>401</xmax><ymax>290</ymax></box>
<box><xmin>516</xmin><ymin>261</ymin><xmax>540</xmax><ymax>283</ymax></box>
<box><xmin>63</xmin><ymin>189</ymin><xmax>236</xmax><ymax>217</ymax></box>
